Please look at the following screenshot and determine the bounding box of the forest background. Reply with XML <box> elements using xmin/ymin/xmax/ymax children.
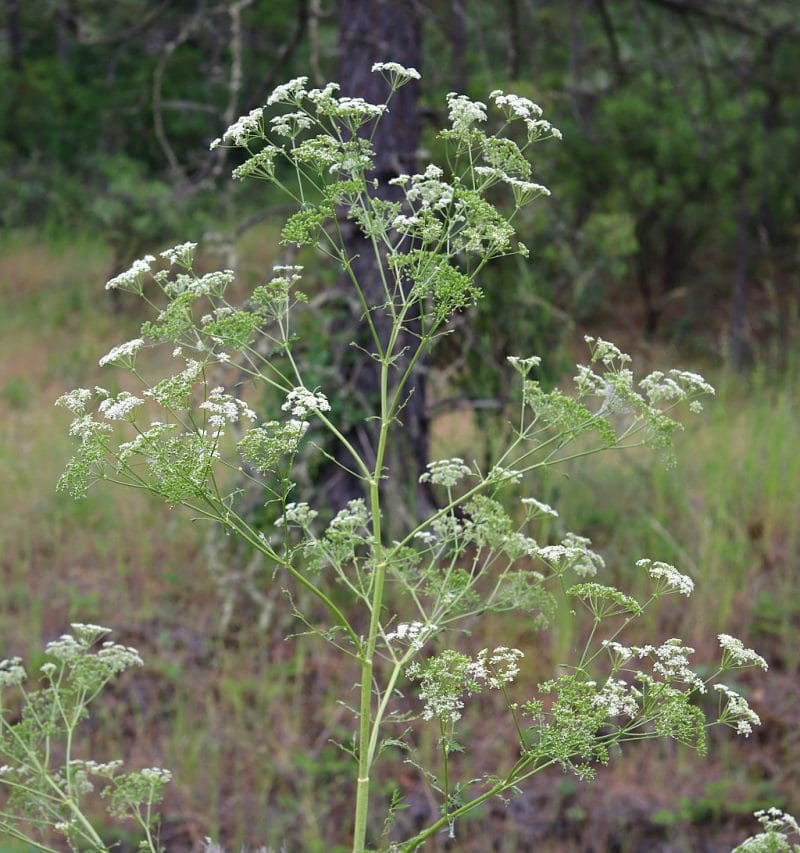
<box><xmin>1</xmin><ymin>0</ymin><xmax>799</xmax><ymax>849</ymax></box>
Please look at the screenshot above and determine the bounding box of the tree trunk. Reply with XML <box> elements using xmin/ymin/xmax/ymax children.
<box><xmin>7</xmin><ymin>0</ymin><xmax>24</xmax><ymax>72</ymax></box>
<box><xmin>328</xmin><ymin>0</ymin><xmax>430</xmax><ymax>528</ymax></box>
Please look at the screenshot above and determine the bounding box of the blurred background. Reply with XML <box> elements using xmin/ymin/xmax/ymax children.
<box><xmin>1</xmin><ymin>1</ymin><xmax>799</xmax><ymax>849</ymax></box>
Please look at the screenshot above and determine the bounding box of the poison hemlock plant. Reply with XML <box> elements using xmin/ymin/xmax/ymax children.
<box><xmin>733</xmin><ymin>809</ymin><xmax>800</xmax><ymax>852</ymax></box>
<box><xmin>38</xmin><ymin>64</ymin><xmax>770</xmax><ymax>851</ymax></box>
<box><xmin>0</xmin><ymin>625</ymin><xmax>169</xmax><ymax>852</ymax></box>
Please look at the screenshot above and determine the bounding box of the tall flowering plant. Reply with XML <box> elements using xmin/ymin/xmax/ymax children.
<box><xmin>34</xmin><ymin>64</ymin><xmax>772</xmax><ymax>851</ymax></box>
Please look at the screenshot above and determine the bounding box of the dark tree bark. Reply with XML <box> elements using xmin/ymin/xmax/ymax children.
<box><xmin>7</xmin><ymin>0</ymin><xmax>24</xmax><ymax>72</ymax></box>
<box><xmin>731</xmin><ymin>68</ymin><xmax>751</xmax><ymax>372</ymax></box>
<box><xmin>327</xmin><ymin>0</ymin><xmax>430</xmax><ymax>528</ymax></box>
<box><xmin>450</xmin><ymin>0</ymin><xmax>467</xmax><ymax>94</ymax></box>
<box><xmin>507</xmin><ymin>0</ymin><xmax>522</xmax><ymax>79</ymax></box>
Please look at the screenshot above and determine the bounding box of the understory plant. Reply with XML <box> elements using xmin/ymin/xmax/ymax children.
<box><xmin>36</xmin><ymin>64</ymin><xmax>772</xmax><ymax>851</ymax></box>
<box><xmin>0</xmin><ymin>625</ymin><xmax>169</xmax><ymax>851</ymax></box>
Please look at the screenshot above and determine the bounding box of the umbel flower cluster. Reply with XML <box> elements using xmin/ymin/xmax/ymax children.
<box><xmin>42</xmin><ymin>63</ymin><xmax>771</xmax><ymax>852</ymax></box>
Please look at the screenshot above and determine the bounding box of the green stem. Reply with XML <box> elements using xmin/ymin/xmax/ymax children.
<box><xmin>352</xmin><ymin>353</ymin><xmax>393</xmax><ymax>853</ymax></box>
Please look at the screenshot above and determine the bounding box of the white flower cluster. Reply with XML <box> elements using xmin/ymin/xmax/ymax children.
<box><xmin>67</xmin><ymin>412</ymin><xmax>110</xmax><ymax>442</ymax></box>
<box><xmin>0</xmin><ymin>657</ymin><xmax>26</xmax><ymax>688</ymax></box>
<box><xmin>99</xmin><ymin>338</ymin><xmax>145</xmax><ymax>368</ymax></box>
<box><xmin>490</xmin><ymin>90</ymin><xmax>542</xmax><ymax>119</ymax></box>
<box><xmin>105</xmin><ymin>255</ymin><xmax>155</xmax><ymax>291</ymax></box>
<box><xmin>736</xmin><ymin>808</ymin><xmax>800</xmax><ymax>851</ymax></box>
<box><xmin>602</xmin><ymin>637</ymin><xmax>706</xmax><ymax>692</ymax></box>
<box><xmin>328</xmin><ymin>499</ymin><xmax>369</xmax><ymax>533</ymax></box>
<box><xmin>408</xmin><ymin>647</ymin><xmax>523</xmax><ymax>724</ymax></box>
<box><xmin>639</xmin><ymin>369</ymin><xmax>715</xmax><ymax>405</ymax></box>
<box><xmin>98</xmin><ymin>391</ymin><xmax>144</xmax><ymax>422</ymax></box>
<box><xmin>56</xmin><ymin>387</ymin><xmax>93</xmax><ymax>415</ymax></box>
<box><xmin>282</xmin><ymin>387</ymin><xmax>331</xmax><ymax>418</ymax></box>
<box><xmin>270</xmin><ymin>111</ymin><xmax>314</xmax><ymax>137</ymax></box>
<box><xmin>638</xmin><ymin>371</ymin><xmax>684</xmax><ymax>403</ymax></box>
<box><xmin>199</xmin><ymin>387</ymin><xmax>257</xmax><ymax>430</ymax></box>
<box><xmin>539</xmin><ymin>533</ymin><xmax>605</xmax><ymax>577</ymax></box>
<box><xmin>96</xmin><ymin>641</ymin><xmax>145</xmax><ymax>673</ymax></box>
<box><xmin>644</xmin><ymin>638</ymin><xmax>706</xmax><ymax>693</ymax></box>
<box><xmin>215</xmin><ymin>107</ymin><xmax>264</xmax><ymax>147</ymax></box>
<box><xmin>446</xmin><ymin>92</ymin><xmax>487</xmax><ymax>132</ymax></box>
<box><xmin>385</xmin><ymin>621</ymin><xmax>434</xmax><ymax>651</ymax></box>
<box><xmin>277</xmin><ymin>501</ymin><xmax>318</xmax><ymax>528</ymax></box>
<box><xmin>232</xmin><ymin>146</ymin><xmax>280</xmax><ymax>181</ymax></box>
<box><xmin>718</xmin><ymin>634</ymin><xmax>768</xmax><ymax>670</ymax></box>
<box><xmin>165</xmin><ymin>270</ymin><xmax>235</xmax><ymax>298</ymax></box>
<box><xmin>139</xmin><ymin>767</ymin><xmax>173</xmax><ymax>783</ymax></box>
<box><xmin>601</xmin><ymin>639</ymin><xmax>635</xmax><ymax>663</ymax></box>
<box><xmin>487</xmin><ymin>91</ymin><xmax>562</xmax><ymax>138</ymax></box>
<box><xmin>521</xmin><ymin>497</ymin><xmax>559</xmax><ymax>518</ymax></box>
<box><xmin>585</xmin><ymin>335</ymin><xmax>632</xmax><ymax>367</ymax></box>
<box><xmin>69</xmin><ymin>759</ymin><xmax>123</xmax><ymax>777</ymax></box>
<box><xmin>507</xmin><ymin>355</ymin><xmax>542</xmax><ymax>376</ymax></box>
<box><xmin>592</xmin><ymin>678</ymin><xmax>640</xmax><ymax>718</ymax></box>
<box><xmin>415</xmin><ymin>681</ymin><xmax>464</xmax><ymax>723</ymax></box>
<box><xmin>266</xmin><ymin>76</ymin><xmax>309</xmax><ymax>106</ymax></box>
<box><xmin>636</xmin><ymin>558</ymin><xmax>694</xmax><ymax>596</ymax></box>
<box><xmin>466</xmin><ymin>647</ymin><xmax>524</xmax><ymax>689</ymax></box>
<box><xmin>160</xmin><ymin>242</ymin><xmax>197</xmax><ymax>267</ymax></box>
<box><xmin>419</xmin><ymin>457</ymin><xmax>472</xmax><ymax>488</ymax></box>
<box><xmin>329</xmin><ymin>97</ymin><xmax>386</xmax><ymax>122</ymax></box>
<box><xmin>714</xmin><ymin>683</ymin><xmax>762</xmax><ymax>736</ymax></box>
<box><xmin>145</xmin><ymin>359</ymin><xmax>204</xmax><ymax>409</ymax></box>
<box><xmin>117</xmin><ymin>422</ymin><xmax>175</xmax><ymax>465</ymax></box>
<box><xmin>506</xmin><ymin>176</ymin><xmax>551</xmax><ymax>205</ymax></box>
<box><xmin>371</xmin><ymin>61</ymin><xmax>421</xmax><ymax>88</ymax></box>
<box><xmin>398</xmin><ymin>164</ymin><xmax>454</xmax><ymax>212</ymax></box>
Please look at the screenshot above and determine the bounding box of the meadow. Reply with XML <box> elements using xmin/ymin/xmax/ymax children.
<box><xmin>1</xmin><ymin>228</ymin><xmax>798</xmax><ymax>851</ymax></box>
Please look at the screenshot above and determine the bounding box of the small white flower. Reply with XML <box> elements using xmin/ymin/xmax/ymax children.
<box><xmin>446</xmin><ymin>92</ymin><xmax>487</xmax><ymax>133</ymax></box>
<box><xmin>490</xmin><ymin>90</ymin><xmax>544</xmax><ymax>120</ymax></box>
<box><xmin>637</xmin><ymin>558</ymin><xmax>694</xmax><ymax>596</ymax></box>
<box><xmin>584</xmin><ymin>336</ymin><xmax>631</xmax><ymax>367</ymax></box>
<box><xmin>0</xmin><ymin>657</ymin><xmax>26</xmax><ymax>688</ymax></box>
<box><xmin>592</xmin><ymin>678</ymin><xmax>640</xmax><ymax>718</ymax></box>
<box><xmin>266</xmin><ymin>76</ymin><xmax>309</xmax><ymax>106</ymax></box>
<box><xmin>507</xmin><ymin>355</ymin><xmax>542</xmax><ymax>376</ymax></box>
<box><xmin>98</xmin><ymin>391</ymin><xmax>144</xmax><ymax>421</ymax></box>
<box><xmin>419</xmin><ymin>458</ymin><xmax>472</xmax><ymax>488</ymax></box>
<box><xmin>718</xmin><ymin>634</ymin><xmax>768</xmax><ymax>670</ymax></box>
<box><xmin>140</xmin><ymin>767</ymin><xmax>173</xmax><ymax>783</ymax></box>
<box><xmin>99</xmin><ymin>338</ymin><xmax>145</xmax><ymax>367</ymax></box>
<box><xmin>56</xmin><ymin>387</ymin><xmax>93</xmax><ymax>415</ymax></box>
<box><xmin>220</xmin><ymin>107</ymin><xmax>264</xmax><ymax>146</ymax></box>
<box><xmin>371</xmin><ymin>61</ymin><xmax>422</xmax><ymax>84</ymax></box>
<box><xmin>282</xmin><ymin>387</ymin><xmax>331</xmax><ymax>418</ymax></box>
<box><xmin>521</xmin><ymin>497</ymin><xmax>558</xmax><ymax>518</ymax></box>
<box><xmin>105</xmin><ymin>255</ymin><xmax>155</xmax><ymax>291</ymax></box>
<box><xmin>199</xmin><ymin>387</ymin><xmax>257</xmax><ymax>429</ymax></box>
<box><xmin>160</xmin><ymin>242</ymin><xmax>197</xmax><ymax>267</ymax></box>
<box><xmin>714</xmin><ymin>683</ymin><xmax>762</xmax><ymax>736</ymax></box>
<box><xmin>385</xmin><ymin>621</ymin><xmax>434</xmax><ymax>651</ymax></box>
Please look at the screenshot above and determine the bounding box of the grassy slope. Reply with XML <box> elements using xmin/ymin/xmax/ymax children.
<box><xmin>0</xmin><ymin>231</ymin><xmax>797</xmax><ymax>850</ymax></box>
